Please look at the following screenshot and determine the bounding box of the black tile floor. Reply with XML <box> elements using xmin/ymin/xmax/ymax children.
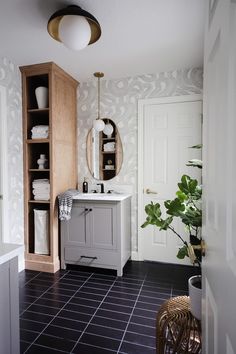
<box><xmin>19</xmin><ymin>261</ymin><xmax>200</xmax><ymax>354</ymax></box>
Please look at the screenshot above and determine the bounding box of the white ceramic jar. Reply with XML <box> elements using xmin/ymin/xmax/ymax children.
<box><xmin>35</xmin><ymin>86</ymin><xmax>49</xmax><ymax>109</ymax></box>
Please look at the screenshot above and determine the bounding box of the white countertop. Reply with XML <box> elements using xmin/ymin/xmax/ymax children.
<box><xmin>0</xmin><ymin>242</ymin><xmax>24</xmax><ymax>265</ymax></box>
<box><xmin>73</xmin><ymin>193</ymin><xmax>132</xmax><ymax>201</ymax></box>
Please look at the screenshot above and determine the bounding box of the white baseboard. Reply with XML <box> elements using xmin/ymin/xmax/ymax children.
<box><xmin>131</xmin><ymin>251</ymin><xmax>143</xmax><ymax>261</ymax></box>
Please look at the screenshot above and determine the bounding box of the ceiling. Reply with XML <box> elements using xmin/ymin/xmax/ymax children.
<box><xmin>1</xmin><ymin>0</ymin><xmax>205</xmax><ymax>83</ymax></box>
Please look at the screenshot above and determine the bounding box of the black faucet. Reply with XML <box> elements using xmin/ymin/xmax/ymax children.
<box><xmin>97</xmin><ymin>183</ymin><xmax>104</xmax><ymax>193</ymax></box>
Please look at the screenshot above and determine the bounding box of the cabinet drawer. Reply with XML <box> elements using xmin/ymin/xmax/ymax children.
<box><xmin>64</xmin><ymin>247</ymin><xmax>119</xmax><ymax>267</ymax></box>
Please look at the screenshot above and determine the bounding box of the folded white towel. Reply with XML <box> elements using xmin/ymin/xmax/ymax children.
<box><xmin>33</xmin><ymin>179</ymin><xmax>49</xmax><ymax>184</ymax></box>
<box><xmin>33</xmin><ymin>185</ymin><xmax>50</xmax><ymax>191</ymax></box>
<box><xmin>31</xmin><ymin>125</ymin><xmax>49</xmax><ymax>133</ymax></box>
<box><xmin>32</xmin><ymin>134</ymin><xmax>49</xmax><ymax>139</ymax></box>
<box><xmin>103</xmin><ymin>142</ymin><xmax>116</xmax><ymax>152</ymax></box>
<box><xmin>33</xmin><ymin>189</ymin><xmax>50</xmax><ymax>196</ymax></box>
<box><xmin>34</xmin><ymin>195</ymin><xmax>50</xmax><ymax>201</ymax></box>
<box><xmin>31</xmin><ymin>125</ymin><xmax>49</xmax><ymax>139</ymax></box>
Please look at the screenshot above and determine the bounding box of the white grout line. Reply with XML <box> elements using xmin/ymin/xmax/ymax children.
<box><xmin>23</xmin><ymin>272</ymin><xmax>94</xmax><ymax>353</ymax></box>
<box><xmin>20</xmin><ymin>272</ymin><xmax>71</xmax><ymax>316</ymax></box>
<box><xmin>24</xmin><ymin>342</ymin><xmax>70</xmax><ymax>353</ymax></box>
<box><xmin>69</xmin><ymin>276</ymin><xmax>119</xmax><ymax>353</ymax></box>
<box><xmin>20</xmin><ymin>269</ymin><xmax>187</xmax><ymax>353</ymax></box>
<box><xmin>74</xmin><ymin>341</ymin><xmax>117</xmax><ymax>353</ymax></box>
<box><xmin>116</xmin><ymin>274</ymin><xmax>147</xmax><ymax>354</ymax></box>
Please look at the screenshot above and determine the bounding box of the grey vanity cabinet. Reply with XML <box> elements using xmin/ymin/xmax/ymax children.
<box><xmin>60</xmin><ymin>198</ymin><xmax>131</xmax><ymax>276</ymax></box>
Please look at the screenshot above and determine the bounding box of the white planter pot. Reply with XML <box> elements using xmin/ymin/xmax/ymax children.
<box><xmin>188</xmin><ymin>275</ymin><xmax>202</xmax><ymax>320</ymax></box>
<box><xmin>35</xmin><ymin>86</ymin><xmax>48</xmax><ymax>108</ymax></box>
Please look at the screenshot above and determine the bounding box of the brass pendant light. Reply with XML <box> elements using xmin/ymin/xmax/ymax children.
<box><xmin>93</xmin><ymin>72</ymin><xmax>105</xmax><ymax>131</ymax></box>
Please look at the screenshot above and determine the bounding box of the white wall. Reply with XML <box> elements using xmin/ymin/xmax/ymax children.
<box><xmin>77</xmin><ymin>68</ymin><xmax>203</xmax><ymax>253</ymax></box>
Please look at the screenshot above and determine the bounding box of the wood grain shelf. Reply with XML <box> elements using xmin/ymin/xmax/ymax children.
<box><xmin>26</xmin><ymin>139</ymin><xmax>49</xmax><ymax>144</ymax></box>
<box><xmin>28</xmin><ymin>169</ymin><xmax>50</xmax><ymax>172</ymax></box>
<box><xmin>28</xmin><ymin>200</ymin><xmax>50</xmax><ymax>204</ymax></box>
<box><xmin>28</xmin><ymin>108</ymin><xmax>49</xmax><ymax>113</ymax></box>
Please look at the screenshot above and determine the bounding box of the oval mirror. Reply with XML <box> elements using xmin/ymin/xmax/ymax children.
<box><xmin>86</xmin><ymin>119</ymin><xmax>123</xmax><ymax>180</ymax></box>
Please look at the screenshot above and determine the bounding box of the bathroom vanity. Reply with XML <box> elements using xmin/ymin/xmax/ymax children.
<box><xmin>0</xmin><ymin>242</ymin><xmax>24</xmax><ymax>354</ymax></box>
<box><xmin>60</xmin><ymin>194</ymin><xmax>131</xmax><ymax>276</ymax></box>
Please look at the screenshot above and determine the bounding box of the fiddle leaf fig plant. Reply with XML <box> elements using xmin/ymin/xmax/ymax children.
<box><xmin>141</xmin><ymin>174</ymin><xmax>202</xmax><ymax>266</ymax></box>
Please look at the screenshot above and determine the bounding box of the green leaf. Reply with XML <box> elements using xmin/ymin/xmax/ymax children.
<box><xmin>178</xmin><ymin>175</ymin><xmax>201</xmax><ymax>197</ymax></box>
<box><xmin>165</xmin><ymin>198</ymin><xmax>185</xmax><ymax>216</ymax></box>
<box><xmin>177</xmin><ymin>245</ymin><xmax>189</xmax><ymax>259</ymax></box>
<box><xmin>176</xmin><ymin>190</ymin><xmax>187</xmax><ymax>202</ymax></box>
<box><xmin>181</xmin><ymin>207</ymin><xmax>202</xmax><ymax>227</ymax></box>
<box><xmin>186</xmin><ymin>159</ymin><xmax>203</xmax><ymax>169</ymax></box>
<box><xmin>160</xmin><ymin>216</ymin><xmax>173</xmax><ymax>230</ymax></box>
<box><xmin>188</xmin><ymin>144</ymin><xmax>202</xmax><ymax>149</ymax></box>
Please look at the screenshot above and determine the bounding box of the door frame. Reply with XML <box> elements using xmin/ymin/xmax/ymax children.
<box><xmin>0</xmin><ymin>85</ymin><xmax>9</xmax><ymax>242</ymax></box>
<box><xmin>137</xmin><ymin>94</ymin><xmax>202</xmax><ymax>261</ymax></box>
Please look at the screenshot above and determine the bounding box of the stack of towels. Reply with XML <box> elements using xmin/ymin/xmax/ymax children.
<box><xmin>31</xmin><ymin>125</ymin><xmax>49</xmax><ymax>139</ymax></box>
<box><xmin>103</xmin><ymin>142</ymin><xmax>115</xmax><ymax>152</ymax></box>
<box><xmin>32</xmin><ymin>179</ymin><xmax>50</xmax><ymax>201</ymax></box>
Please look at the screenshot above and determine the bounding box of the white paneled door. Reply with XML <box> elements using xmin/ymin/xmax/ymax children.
<box><xmin>202</xmin><ymin>0</ymin><xmax>236</xmax><ymax>353</ymax></box>
<box><xmin>138</xmin><ymin>96</ymin><xmax>202</xmax><ymax>264</ymax></box>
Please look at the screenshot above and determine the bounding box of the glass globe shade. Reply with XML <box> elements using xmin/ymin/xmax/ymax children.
<box><xmin>103</xmin><ymin>123</ymin><xmax>114</xmax><ymax>136</ymax></box>
<box><xmin>93</xmin><ymin>119</ymin><xmax>105</xmax><ymax>132</ymax></box>
<box><xmin>59</xmin><ymin>15</ymin><xmax>91</xmax><ymax>50</ymax></box>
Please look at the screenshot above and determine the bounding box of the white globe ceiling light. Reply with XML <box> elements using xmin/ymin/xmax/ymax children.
<box><xmin>47</xmin><ymin>5</ymin><xmax>101</xmax><ymax>51</ymax></box>
<box><xmin>59</xmin><ymin>15</ymin><xmax>91</xmax><ymax>51</ymax></box>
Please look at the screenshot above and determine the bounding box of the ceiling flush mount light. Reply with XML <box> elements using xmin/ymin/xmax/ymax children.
<box><xmin>47</xmin><ymin>5</ymin><xmax>101</xmax><ymax>50</ymax></box>
<box><xmin>93</xmin><ymin>72</ymin><xmax>105</xmax><ymax>132</ymax></box>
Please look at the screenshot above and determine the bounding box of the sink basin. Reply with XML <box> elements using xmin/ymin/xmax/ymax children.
<box><xmin>73</xmin><ymin>193</ymin><xmax>131</xmax><ymax>201</ymax></box>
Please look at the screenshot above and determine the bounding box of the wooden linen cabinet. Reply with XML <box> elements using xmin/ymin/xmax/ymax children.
<box><xmin>20</xmin><ymin>62</ymin><xmax>78</xmax><ymax>272</ymax></box>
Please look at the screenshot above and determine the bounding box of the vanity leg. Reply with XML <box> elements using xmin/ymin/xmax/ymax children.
<box><xmin>117</xmin><ymin>268</ymin><xmax>123</xmax><ymax>277</ymax></box>
<box><xmin>60</xmin><ymin>260</ymin><xmax>66</xmax><ymax>270</ymax></box>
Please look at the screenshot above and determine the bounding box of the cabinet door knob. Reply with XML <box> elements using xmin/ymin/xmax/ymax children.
<box><xmin>89</xmin><ymin>208</ymin><xmax>92</xmax><ymax>212</ymax></box>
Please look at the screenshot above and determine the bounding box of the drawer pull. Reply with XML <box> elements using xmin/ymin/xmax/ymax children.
<box><xmin>84</xmin><ymin>208</ymin><xmax>93</xmax><ymax>212</ymax></box>
<box><xmin>80</xmin><ymin>255</ymin><xmax>97</xmax><ymax>260</ymax></box>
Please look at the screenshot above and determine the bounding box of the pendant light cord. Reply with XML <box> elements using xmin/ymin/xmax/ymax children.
<box><xmin>97</xmin><ymin>76</ymin><xmax>100</xmax><ymax>120</ymax></box>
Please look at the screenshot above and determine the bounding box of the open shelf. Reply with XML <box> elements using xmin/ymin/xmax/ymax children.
<box><xmin>28</xmin><ymin>200</ymin><xmax>50</xmax><ymax>204</ymax></box>
<box><xmin>28</xmin><ymin>108</ymin><xmax>49</xmax><ymax>113</ymax></box>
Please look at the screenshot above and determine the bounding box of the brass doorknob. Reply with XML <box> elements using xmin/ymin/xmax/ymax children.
<box><xmin>146</xmin><ymin>188</ymin><xmax>158</xmax><ymax>194</ymax></box>
<box><xmin>193</xmin><ymin>240</ymin><xmax>206</xmax><ymax>257</ymax></box>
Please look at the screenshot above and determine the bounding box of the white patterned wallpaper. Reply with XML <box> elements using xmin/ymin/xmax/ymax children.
<box><xmin>77</xmin><ymin>68</ymin><xmax>203</xmax><ymax>253</ymax></box>
<box><xmin>0</xmin><ymin>57</ymin><xmax>23</xmax><ymax>244</ymax></box>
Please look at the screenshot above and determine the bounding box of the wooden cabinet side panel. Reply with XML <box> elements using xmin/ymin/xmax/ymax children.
<box><xmin>50</xmin><ymin>70</ymin><xmax>78</xmax><ymax>261</ymax></box>
<box><xmin>21</xmin><ymin>74</ymin><xmax>30</xmax><ymax>253</ymax></box>
<box><xmin>51</xmin><ymin>69</ymin><xmax>78</xmax><ymax>197</ymax></box>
